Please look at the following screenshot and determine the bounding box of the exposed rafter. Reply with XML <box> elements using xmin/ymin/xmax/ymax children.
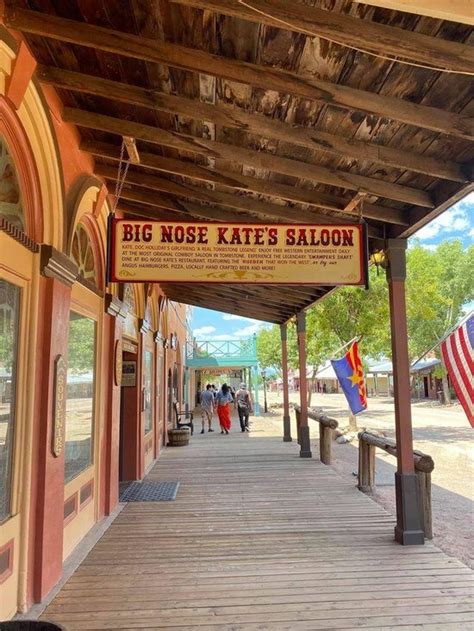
<box><xmin>96</xmin><ymin>163</ymin><xmax>383</xmax><ymax>236</ymax></box>
<box><xmin>86</xmin><ymin>140</ymin><xmax>408</xmax><ymax>226</ymax></box>
<box><xmin>64</xmin><ymin>107</ymin><xmax>434</xmax><ymax>207</ymax></box>
<box><xmin>169</xmin><ymin>0</ymin><xmax>474</xmax><ymax>71</ymax></box>
<box><xmin>36</xmin><ymin>65</ymin><xmax>467</xmax><ymax>182</ymax></box>
<box><xmin>5</xmin><ymin>7</ymin><xmax>473</xmax><ymax>139</ymax></box>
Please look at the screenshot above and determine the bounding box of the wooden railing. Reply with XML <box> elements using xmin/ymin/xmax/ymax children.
<box><xmin>294</xmin><ymin>405</ymin><xmax>338</xmax><ymax>464</ymax></box>
<box><xmin>358</xmin><ymin>431</ymin><xmax>435</xmax><ymax>539</ymax></box>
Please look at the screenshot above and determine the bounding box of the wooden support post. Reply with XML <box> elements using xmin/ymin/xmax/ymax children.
<box><xmin>417</xmin><ymin>470</ymin><xmax>433</xmax><ymax>539</ymax></box>
<box><xmin>319</xmin><ymin>424</ymin><xmax>332</xmax><ymax>465</ymax></box>
<box><xmin>295</xmin><ymin>406</ymin><xmax>301</xmax><ymax>445</ymax></box>
<box><xmin>296</xmin><ymin>311</ymin><xmax>312</xmax><ymax>458</ymax></box>
<box><xmin>280</xmin><ymin>323</ymin><xmax>292</xmax><ymax>442</ymax></box>
<box><xmin>386</xmin><ymin>239</ymin><xmax>424</xmax><ymax>545</ymax></box>
<box><xmin>358</xmin><ymin>440</ymin><xmax>375</xmax><ymax>492</ymax></box>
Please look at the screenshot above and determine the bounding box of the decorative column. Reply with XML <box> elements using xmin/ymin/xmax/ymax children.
<box><xmin>29</xmin><ymin>246</ymin><xmax>77</xmax><ymax>602</ymax></box>
<box><xmin>386</xmin><ymin>239</ymin><xmax>424</xmax><ymax>545</ymax></box>
<box><xmin>101</xmin><ymin>294</ymin><xmax>126</xmax><ymax>517</ymax></box>
<box><xmin>296</xmin><ymin>311</ymin><xmax>312</xmax><ymax>458</ymax></box>
<box><xmin>280</xmin><ymin>323</ymin><xmax>292</xmax><ymax>442</ymax></box>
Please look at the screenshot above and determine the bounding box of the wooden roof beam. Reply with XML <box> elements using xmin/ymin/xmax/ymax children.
<box><xmin>170</xmin><ymin>0</ymin><xmax>474</xmax><ymax>71</ymax></box>
<box><xmin>64</xmin><ymin>107</ymin><xmax>434</xmax><ymax>207</ymax></box>
<box><xmin>36</xmin><ymin>65</ymin><xmax>466</xmax><ymax>182</ymax></box>
<box><xmin>6</xmin><ymin>7</ymin><xmax>473</xmax><ymax>140</ymax></box>
<box><xmin>96</xmin><ymin>162</ymin><xmax>383</xmax><ymax>236</ymax></box>
<box><xmin>162</xmin><ymin>287</ymin><xmax>293</xmax><ymax>321</ymax></box>
<box><xmin>86</xmin><ymin>139</ymin><xmax>408</xmax><ymax>225</ymax></box>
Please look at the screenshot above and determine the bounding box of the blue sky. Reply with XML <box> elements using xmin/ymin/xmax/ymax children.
<box><xmin>191</xmin><ymin>193</ymin><xmax>474</xmax><ymax>340</ymax></box>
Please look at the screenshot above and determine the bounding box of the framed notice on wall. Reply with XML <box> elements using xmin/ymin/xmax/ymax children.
<box><xmin>122</xmin><ymin>360</ymin><xmax>137</xmax><ymax>387</ymax></box>
<box><xmin>108</xmin><ymin>219</ymin><xmax>367</xmax><ymax>286</ymax></box>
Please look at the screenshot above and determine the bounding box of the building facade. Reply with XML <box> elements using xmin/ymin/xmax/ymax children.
<box><xmin>0</xmin><ymin>30</ymin><xmax>189</xmax><ymax>620</ymax></box>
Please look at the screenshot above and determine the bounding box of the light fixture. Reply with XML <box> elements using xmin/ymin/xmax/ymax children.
<box><xmin>369</xmin><ymin>249</ymin><xmax>387</xmax><ymax>275</ymax></box>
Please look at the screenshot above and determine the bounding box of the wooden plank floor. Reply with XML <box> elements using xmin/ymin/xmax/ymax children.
<box><xmin>42</xmin><ymin>417</ymin><xmax>474</xmax><ymax>629</ymax></box>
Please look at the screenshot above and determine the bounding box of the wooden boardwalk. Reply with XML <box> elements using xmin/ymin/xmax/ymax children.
<box><xmin>42</xmin><ymin>418</ymin><xmax>474</xmax><ymax>629</ymax></box>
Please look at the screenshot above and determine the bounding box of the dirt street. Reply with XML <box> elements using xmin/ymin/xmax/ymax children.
<box><xmin>260</xmin><ymin>390</ymin><xmax>474</xmax><ymax>568</ymax></box>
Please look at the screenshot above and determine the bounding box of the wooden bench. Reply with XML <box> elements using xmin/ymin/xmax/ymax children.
<box><xmin>174</xmin><ymin>401</ymin><xmax>194</xmax><ymax>436</ymax></box>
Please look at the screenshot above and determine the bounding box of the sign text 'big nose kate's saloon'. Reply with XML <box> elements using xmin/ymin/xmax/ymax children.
<box><xmin>108</xmin><ymin>219</ymin><xmax>367</xmax><ymax>285</ymax></box>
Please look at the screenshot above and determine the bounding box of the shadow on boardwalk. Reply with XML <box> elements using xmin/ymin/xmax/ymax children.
<box><xmin>41</xmin><ymin>418</ymin><xmax>474</xmax><ymax>630</ymax></box>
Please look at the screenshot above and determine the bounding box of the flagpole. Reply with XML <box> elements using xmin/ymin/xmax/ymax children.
<box><xmin>331</xmin><ymin>336</ymin><xmax>360</xmax><ymax>360</ymax></box>
<box><xmin>412</xmin><ymin>310</ymin><xmax>473</xmax><ymax>367</ymax></box>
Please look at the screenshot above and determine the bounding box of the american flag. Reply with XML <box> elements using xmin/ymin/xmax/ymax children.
<box><xmin>440</xmin><ymin>313</ymin><xmax>474</xmax><ymax>428</ymax></box>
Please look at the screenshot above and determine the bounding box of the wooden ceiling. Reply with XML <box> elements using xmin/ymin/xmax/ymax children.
<box><xmin>6</xmin><ymin>0</ymin><xmax>473</xmax><ymax>323</ymax></box>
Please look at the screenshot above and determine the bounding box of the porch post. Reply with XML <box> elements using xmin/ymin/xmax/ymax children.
<box><xmin>386</xmin><ymin>239</ymin><xmax>424</xmax><ymax>545</ymax></box>
<box><xmin>252</xmin><ymin>365</ymin><xmax>260</xmax><ymax>415</ymax></box>
<box><xmin>296</xmin><ymin>311</ymin><xmax>312</xmax><ymax>458</ymax></box>
<box><xmin>280</xmin><ymin>323</ymin><xmax>292</xmax><ymax>442</ymax></box>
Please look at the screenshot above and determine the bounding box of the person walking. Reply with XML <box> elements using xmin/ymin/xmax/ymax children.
<box><xmin>200</xmin><ymin>384</ymin><xmax>215</xmax><ymax>434</ymax></box>
<box><xmin>216</xmin><ymin>383</ymin><xmax>233</xmax><ymax>434</ymax></box>
<box><xmin>235</xmin><ymin>382</ymin><xmax>253</xmax><ymax>432</ymax></box>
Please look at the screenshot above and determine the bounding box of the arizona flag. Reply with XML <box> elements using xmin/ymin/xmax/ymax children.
<box><xmin>331</xmin><ymin>341</ymin><xmax>367</xmax><ymax>415</ymax></box>
<box><xmin>440</xmin><ymin>313</ymin><xmax>474</xmax><ymax>428</ymax></box>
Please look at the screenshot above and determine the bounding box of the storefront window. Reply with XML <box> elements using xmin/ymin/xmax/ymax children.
<box><xmin>65</xmin><ymin>312</ymin><xmax>96</xmax><ymax>483</ymax></box>
<box><xmin>0</xmin><ymin>280</ymin><xmax>20</xmax><ymax>522</ymax></box>
<box><xmin>0</xmin><ymin>137</ymin><xmax>24</xmax><ymax>231</ymax></box>
<box><xmin>143</xmin><ymin>350</ymin><xmax>153</xmax><ymax>434</ymax></box>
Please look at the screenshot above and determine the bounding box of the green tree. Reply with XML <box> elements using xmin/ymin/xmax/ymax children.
<box><xmin>406</xmin><ymin>240</ymin><xmax>474</xmax><ymax>402</ymax></box>
<box><xmin>67</xmin><ymin>316</ymin><xmax>95</xmax><ymax>374</ymax></box>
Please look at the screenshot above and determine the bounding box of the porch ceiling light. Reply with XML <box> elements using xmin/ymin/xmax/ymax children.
<box><xmin>369</xmin><ymin>249</ymin><xmax>387</xmax><ymax>275</ymax></box>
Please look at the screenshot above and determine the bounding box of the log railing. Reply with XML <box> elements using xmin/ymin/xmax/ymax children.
<box><xmin>294</xmin><ymin>405</ymin><xmax>338</xmax><ymax>464</ymax></box>
<box><xmin>358</xmin><ymin>431</ymin><xmax>435</xmax><ymax>539</ymax></box>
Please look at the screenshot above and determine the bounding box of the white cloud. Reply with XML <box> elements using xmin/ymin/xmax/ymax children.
<box><xmin>233</xmin><ymin>322</ymin><xmax>271</xmax><ymax>337</ymax></box>
<box><xmin>222</xmin><ymin>314</ymin><xmax>258</xmax><ymax>322</ymax></box>
<box><xmin>469</xmin><ymin>228</ymin><xmax>474</xmax><ymax>239</ymax></box>
<box><xmin>416</xmin><ymin>195</ymin><xmax>473</xmax><ymax>242</ymax></box>
<box><xmin>193</xmin><ymin>326</ymin><xmax>216</xmax><ymax>337</ymax></box>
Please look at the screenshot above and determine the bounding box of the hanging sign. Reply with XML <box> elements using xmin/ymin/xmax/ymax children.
<box><xmin>109</xmin><ymin>219</ymin><xmax>367</xmax><ymax>285</ymax></box>
<box><xmin>52</xmin><ymin>354</ymin><xmax>67</xmax><ymax>457</ymax></box>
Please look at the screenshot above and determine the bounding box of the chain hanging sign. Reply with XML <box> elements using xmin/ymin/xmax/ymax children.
<box><xmin>108</xmin><ymin>219</ymin><xmax>367</xmax><ymax>286</ymax></box>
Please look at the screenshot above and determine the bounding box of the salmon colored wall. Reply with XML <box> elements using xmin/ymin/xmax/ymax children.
<box><xmin>29</xmin><ymin>277</ymin><xmax>71</xmax><ymax>603</ymax></box>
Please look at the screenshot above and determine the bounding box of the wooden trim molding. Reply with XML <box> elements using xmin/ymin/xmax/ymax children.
<box><xmin>79</xmin><ymin>479</ymin><xmax>94</xmax><ymax>509</ymax></box>
<box><xmin>63</xmin><ymin>493</ymin><xmax>78</xmax><ymax>526</ymax></box>
<box><xmin>0</xmin><ymin>539</ymin><xmax>14</xmax><ymax>585</ymax></box>
<box><xmin>0</xmin><ymin>216</ymin><xmax>39</xmax><ymax>252</ymax></box>
<box><xmin>138</xmin><ymin>317</ymin><xmax>151</xmax><ymax>333</ymax></box>
<box><xmin>105</xmin><ymin>293</ymin><xmax>128</xmax><ymax>319</ymax></box>
<box><xmin>40</xmin><ymin>244</ymin><xmax>78</xmax><ymax>287</ymax></box>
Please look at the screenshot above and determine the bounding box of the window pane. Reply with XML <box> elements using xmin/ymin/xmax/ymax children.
<box><xmin>65</xmin><ymin>312</ymin><xmax>96</xmax><ymax>483</ymax></box>
<box><xmin>0</xmin><ymin>136</ymin><xmax>24</xmax><ymax>232</ymax></box>
<box><xmin>144</xmin><ymin>351</ymin><xmax>153</xmax><ymax>434</ymax></box>
<box><xmin>0</xmin><ymin>280</ymin><xmax>20</xmax><ymax>522</ymax></box>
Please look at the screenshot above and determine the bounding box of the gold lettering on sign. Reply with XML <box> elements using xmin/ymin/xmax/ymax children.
<box><xmin>52</xmin><ymin>355</ymin><xmax>67</xmax><ymax>457</ymax></box>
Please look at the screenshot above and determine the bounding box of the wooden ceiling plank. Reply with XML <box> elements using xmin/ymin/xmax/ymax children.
<box><xmin>37</xmin><ymin>65</ymin><xmax>466</xmax><ymax>182</ymax></box>
<box><xmin>117</xmin><ymin>203</ymin><xmax>191</xmax><ymax>222</ymax></box>
<box><xmin>163</xmin><ymin>295</ymin><xmax>282</xmax><ymax>322</ymax></box>
<box><xmin>97</xmin><ymin>162</ymin><xmax>383</xmax><ymax>235</ymax></box>
<box><xmin>87</xmin><ymin>139</ymin><xmax>408</xmax><ymax>225</ymax></box>
<box><xmin>162</xmin><ymin>288</ymin><xmax>292</xmax><ymax>320</ymax></box>
<box><xmin>6</xmin><ymin>7</ymin><xmax>473</xmax><ymax>140</ymax></box>
<box><xmin>169</xmin><ymin>0</ymin><xmax>474</xmax><ymax>72</ymax></box>
<box><xmin>65</xmin><ymin>107</ymin><xmax>434</xmax><ymax>207</ymax></box>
